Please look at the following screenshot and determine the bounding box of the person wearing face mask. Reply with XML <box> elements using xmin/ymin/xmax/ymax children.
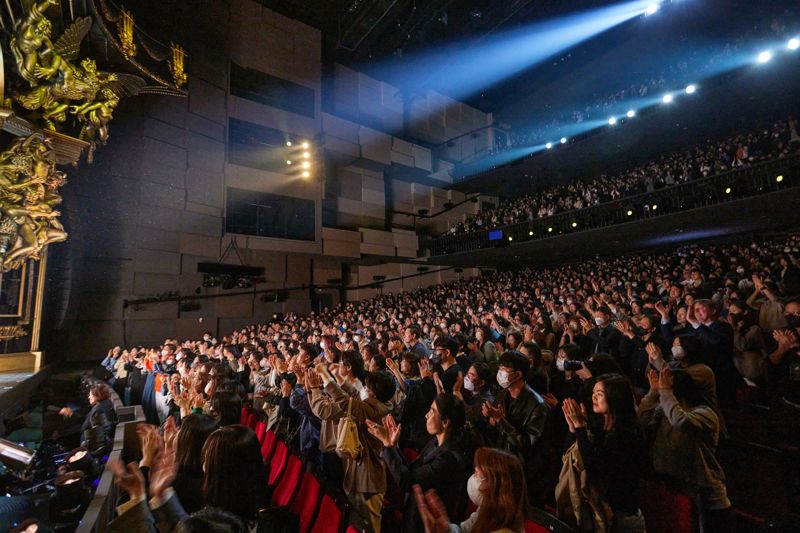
<box><xmin>617</xmin><ymin>314</ymin><xmax>670</xmax><ymax>395</ymax></box>
<box><xmin>462</xmin><ymin>362</ymin><xmax>495</xmax><ymax>427</ymax></box>
<box><xmin>414</xmin><ymin>447</ymin><xmax>527</xmax><ymax>533</ymax></box>
<box><xmin>307</xmin><ymin>367</ymin><xmax>395</xmax><ymax>533</ymax></box>
<box><xmin>367</xmin><ymin>394</ymin><xmax>467</xmax><ymax>533</ymax></box>
<box><xmin>582</xmin><ymin>306</ymin><xmax>623</xmax><ymax>360</ymax></box>
<box><xmin>767</xmin><ymin>298</ymin><xmax>800</xmax><ymax>409</ymax></box>
<box><xmin>726</xmin><ymin>301</ymin><xmax>766</xmax><ymax>382</ymax></box>
<box><xmin>482</xmin><ymin>351</ymin><xmax>549</xmax><ymax>504</ymax></box>
<box><xmin>647</xmin><ymin>335</ymin><xmax>727</xmax><ymax>438</ymax></box>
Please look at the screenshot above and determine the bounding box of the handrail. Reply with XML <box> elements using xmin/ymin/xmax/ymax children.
<box><xmin>428</xmin><ymin>154</ymin><xmax>800</xmax><ymax>256</ymax></box>
<box><xmin>76</xmin><ymin>378</ymin><xmax>145</xmax><ymax>533</ymax></box>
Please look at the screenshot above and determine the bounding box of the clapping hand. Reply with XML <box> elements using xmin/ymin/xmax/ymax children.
<box><xmin>482</xmin><ymin>401</ymin><xmax>505</xmax><ymax>426</ymax></box>
<box><xmin>163</xmin><ymin>416</ymin><xmax>178</xmax><ymax>452</ymax></box>
<box><xmin>418</xmin><ymin>359</ymin><xmax>433</xmax><ymax>379</ymax></box>
<box><xmin>561</xmin><ymin>398</ymin><xmax>587</xmax><ymax>433</ymax></box>
<box><xmin>365</xmin><ymin>414</ymin><xmax>401</xmax><ymax>448</ymax></box>
<box><xmin>646</xmin><ymin>342</ymin><xmax>664</xmax><ymax>368</ymax></box>
<box><xmin>109</xmin><ymin>459</ymin><xmax>145</xmax><ymax>500</ymax></box>
<box><xmin>149</xmin><ymin>448</ymin><xmax>177</xmax><ymax>500</ymax></box>
<box><xmin>413</xmin><ymin>485</ymin><xmax>451</xmax><ymax>533</ymax></box>
<box><xmin>452</xmin><ymin>373</ymin><xmax>464</xmax><ymax>401</ymax></box>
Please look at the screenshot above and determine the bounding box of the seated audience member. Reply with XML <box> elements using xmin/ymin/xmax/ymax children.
<box><xmin>59</xmin><ymin>383</ymin><xmax>118</xmax><ymax>444</ymax></box>
<box><xmin>638</xmin><ymin>368</ymin><xmax>731</xmax><ymax>532</ymax></box>
<box><xmin>519</xmin><ymin>341</ymin><xmax>549</xmax><ymax>394</ymax></box>
<box><xmin>482</xmin><ymin>351</ymin><xmax>549</xmax><ymax>504</ymax></box>
<box><xmin>413</xmin><ymin>447</ymin><xmax>527</xmax><ymax>533</ymax></box>
<box><xmin>561</xmin><ymin>374</ymin><xmax>646</xmax><ymax>532</ymax></box>
<box><xmin>368</xmin><ymin>394</ymin><xmax>467</xmax><ymax>532</ymax></box>
<box><xmin>110</xmin><ymin>424</ymin><xmax>268</xmax><ymax>531</ymax></box>
<box><xmin>462</xmin><ymin>362</ymin><xmax>495</xmax><ymax>427</ymax></box>
<box><xmin>170</xmin><ymin>414</ymin><xmax>218</xmax><ymax>514</ymax></box>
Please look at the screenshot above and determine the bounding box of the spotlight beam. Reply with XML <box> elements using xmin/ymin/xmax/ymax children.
<box><xmin>374</xmin><ymin>1</ymin><xmax>661</xmax><ymax>100</ymax></box>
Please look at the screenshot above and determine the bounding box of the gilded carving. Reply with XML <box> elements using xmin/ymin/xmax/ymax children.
<box><xmin>0</xmin><ymin>135</ymin><xmax>67</xmax><ymax>272</ymax></box>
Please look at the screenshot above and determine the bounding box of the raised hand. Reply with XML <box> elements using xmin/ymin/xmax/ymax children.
<box><xmin>646</xmin><ymin>342</ymin><xmax>663</xmax><ymax>365</ymax></box>
<box><xmin>163</xmin><ymin>416</ymin><xmax>178</xmax><ymax>452</ymax></box>
<box><xmin>383</xmin><ymin>414</ymin><xmax>402</xmax><ymax>447</ymax></box>
<box><xmin>658</xmin><ymin>367</ymin><xmax>674</xmax><ymax>390</ymax></box>
<box><xmin>136</xmin><ymin>423</ymin><xmax>162</xmax><ymax>467</ymax></box>
<box><xmin>561</xmin><ymin>398</ymin><xmax>587</xmax><ymax>432</ymax></box>
<box><xmin>109</xmin><ymin>459</ymin><xmax>145</xmax><ymax>500</ymax></box>
<box><xmin>413</xmin><ymin>486</ymin><xmax>451</xmax><ymax>533</ymax></box>
<box><xmin>149</xmin><ymin>449</ymin><xmax>177</xmax><ymax>500</ymax></box>
<box><xmin>452</xmin><ymin>372</ymin><xmax>464</xmax><ymax>401</ymax></box>
<box><xmin>433</xmin><ymin>372</ymin><xmax>445</xmax><ymax>395</ymax></box>
<box><xmin>482</xmin><ymin>401</ymin><xmax>505</xmax><ymax>426</ymax></box>
<box><xmin>418</xmin><ymin>359</ymin><xmax>432</xmax><ymax>379</ymax></box>
<box><xmin>654</xmin><ymin>301</ymin><xmax>670</xmax><ymax>320</ymax></box>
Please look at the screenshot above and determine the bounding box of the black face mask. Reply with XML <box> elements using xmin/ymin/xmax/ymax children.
<box><xmin>728</xmin><ymin>312</ymin><xmax>744</xmax><ymax>322</ymax></box>
<box><xmin>786</xmin><ymin>314</ymin><xmax>800</xmax><ymax>328</ymax></box>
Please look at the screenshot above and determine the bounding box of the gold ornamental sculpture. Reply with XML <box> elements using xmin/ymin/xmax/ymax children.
<box><xmin>0</xmin><ymin>0</ymin><xmax>188</xmax><ymax>271</ymax></box>
<box><xmin>0</xmin><ymin>0</ymin><xmax>187</xmax><ymax>358</ymax></box>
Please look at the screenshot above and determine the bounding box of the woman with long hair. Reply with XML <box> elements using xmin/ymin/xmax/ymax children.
<box><xmin>368</xmin><ymin>393</ymin><xmax>467</xmax><ymax>532</ymax></box>
<box><xmin>562</xmin><ymin>373</ymin><xmax>646</xmax><ymax>532</ymax></box>
<box><xmin>170</xmin><ymin>414</ymin><xmax>218</xmax><ymax>514</ymax></box>
<box><xmin>110</xmin><ymin>425</ymin><xmax>269</xmax><ymax>531</ymax></box>
<box><xmin>414</xmin><ymin>447</ymin><xmax>527</xmax><ymax>533</ymax></box>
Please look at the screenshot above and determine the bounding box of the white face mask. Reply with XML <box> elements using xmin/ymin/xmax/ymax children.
<box><xmin>496</xmin><ymin>370</ymin><xmax>512</xmax><ymax>389</ymax></box>
<box><xmin>467</xmin><ymin>474</ymin><xmax>484</xmax><ymax>507</ymax></box>
<box><xmin>595</xmin><ymin>317</ymin><xmax>605</xmax><ymax>326</ymax></box>
<box><xmin>556</xmin><ymin>358</ymin><xmax>566</xmax><ymax>371</ymax></box>
<box><xmin>340</xmin><ymin>336</ymin><xmax>348</xmax><ymax>344</ymax></box>
<box><xmin>463</xmin><ymin>376</ymin><xmax>475</xmax><ymax>392</ymax></box>
<box><xmin>359</xmin><ymin>388</ymin><xmax>371</xmax><ymax>401</ymax></box>
<box><xmin>671</xmin><ymin>346</ymin><xmax>686</xmax><ymax>360</ymax></box>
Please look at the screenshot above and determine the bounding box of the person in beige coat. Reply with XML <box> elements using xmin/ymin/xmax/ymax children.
<box><xmin>306</xmin><ymin>365</ymin><xmax>395</xmax><ymax>533</ymax></box>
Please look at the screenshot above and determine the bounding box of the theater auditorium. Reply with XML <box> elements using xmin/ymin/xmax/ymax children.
<box><xmin>0</xmin><ymin>0</ymin><xmax>798</xmax><ymax>532</ymax></box>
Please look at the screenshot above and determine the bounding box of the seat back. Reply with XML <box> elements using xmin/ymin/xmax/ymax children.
<box><xmin>639</xmin><ymin>478</ymin><xmax>699</xmax><ymax>533</ymax></box>
<box><xmin>261</xmin><ymin>430</ymin><xmax>277</xmax><ymax>461</ymax></box>
<box><xmin>525</xmin><ymin>507</ymin><xmax>576</xmax><ymax>533</ymax></box>
<box><xmin>289</xmin><ymin>471</ymin><xmax>322</xmax><ymax>533</ymax></box>
<box><xmin>310</xmin><ymin>494</ymin><xmax>343</xmax><ymax>533</ymax></box>
<box><xmin>268</xmin><ymin>441</ymin><xmax>289</xmax><ymax>487</ymax></box>
<box><xmin>240</xmin><ymin>407</ymin><xmax>249</xmax><ymax>425</ymax></box>
<box><xmin>271</xmin><ymin>454</ymin><xmax>303</xmax><ymax>507</ymax></box>
<box><xmin>255</xmin><ymin>421</ymin><xmax>268</xmax><ymax>444</ymax></box>
<box><xmin>244</xmin><ymin>412</ymin><xmax>258</xmax><ymax>430</ymax></box>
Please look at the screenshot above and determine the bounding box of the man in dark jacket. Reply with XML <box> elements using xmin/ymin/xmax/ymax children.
<box><xmin>483</xmin><ymin>351</ymin><xmax>549</xmax><ymax>504</ymax></box>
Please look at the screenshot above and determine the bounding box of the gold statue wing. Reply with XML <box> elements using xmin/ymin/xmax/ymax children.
<box><xmin>104</xmin><ymin>73</ymin><xmax>146</xmax><ymax>97</ymax></box>
<box><xmin>53</xmin><ymin>17</ymin><xmax>93</xmax><ymax>61</ymax></box>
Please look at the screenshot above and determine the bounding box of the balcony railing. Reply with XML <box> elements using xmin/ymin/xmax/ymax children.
<box><xmin>427</xmin><ymin>154</ymin><xmax>800</xmax><ymax>256</ymax></box>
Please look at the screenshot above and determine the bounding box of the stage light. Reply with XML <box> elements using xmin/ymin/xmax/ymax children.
<box><xmin>627</xmin><ymin>109</ymin><xmax>636</xmax><ymax>118</ymax></box>
<box><xmin>627</xmin><ymin>209</ymin><xmax>633</xmax><ymax>216</ymax></box>
<box><xmin>529</xmin><ymin>231</ymin><xmax>534</xmax><ymax>236</ymax></box>
<box><xmin>546</xmin><ymin>142</ymin><xmax>553</xmax><ymax>149</ymax></box>
<box><xmin>547</xmin><ymin>227</ymin><xmax>553</xmax><ymax>233</ymax></box>
<box><xmin>645</xmin><ymin>3</ymin><xmax>659</xmax><ymax>16</ymax></box>
<box><xmin>508</xmin><ymin>236</ymin><xmax>513</xmax><ymax>242</ymax></box>
<box><xmin>302</xmin><ymin>152</ymin><xmax>310</xmax><ymax>158</ymax></box>
<box><xmin>560</xmin><ymin>137</ymin><xmax>567</xmax><ymax>144</ymax></box>
<box><xmin>301</xmin><ymin>142</ymin><xmax>310</xmax><ymax>149</ymax></box>
<box><xmin>662</xmin><ymin>94</ymin><xmax>673</xmax><ymax>104</ymax></box>
<box><xmin>571</xmin><ymin>221</ymin><xmax>577</xmax><ymax>228</ymax></box>
<box><xmin>302</xmin><ymin>171</ymin><xmax>310</xmax><ymax>178</ymax></box>
<box><xmin>608</xmin><ymin>117</ymin><xmax>617</xmax><ymax>125</ymax></box>
<box><xmin>725</xmin><ymin>187</ymin><xmax>731</xmax><ymax>194</ymax></box>
<box><xmin>286</xmin><ymin>141</ymin><xmax>292</xmax><ymax>147</ymax></box>
<box><xmin>302</xmin><ymin>161</ymin><xmax>310</xmax><ymax>169</ymax></box>
<box><xmin>757</xmin><ymin>50</ymin><xmax>772</xmax><ymax>63</ymax></box>
<box><xmin>776</xmin><ymin>175</ymin><xmax>784</xmax><ymax>182</ymax></box>
<box><xmin>685</xmin><ymin>84</ymin><xmax>696</xmax><ymax>94</ymax></box>
<box><xmin>789</xmin><ymin>38</ymin><xmax>800</xmax><ymax>51</ymax></box>
<box><xmin>286</xmin><ymin>160</ymin><xmax>292</xmax><ymax>165</ymax></box>
<box><xmin>652</xmin><ymin>204</ymin><xmax>658</xmax><ymax>210</ymax></box>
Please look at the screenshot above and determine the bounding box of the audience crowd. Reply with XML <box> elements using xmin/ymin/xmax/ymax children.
<box><xmin>93</xmin><ymin>231</ymin><xmax>800</xmax><ymax>533</ymax></box>
<box><xmin>447</xmin><ymin>117</ymin><xmax>799</xmax><ymax>236</ymax></box>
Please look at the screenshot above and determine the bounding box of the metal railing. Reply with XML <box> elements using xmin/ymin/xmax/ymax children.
<box><xmin>427</xmin><ymin>155</ymin><xmax>800</xmax><ymax>256</ymax></box>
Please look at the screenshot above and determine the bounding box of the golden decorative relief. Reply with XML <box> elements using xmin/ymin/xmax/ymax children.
<box><xmin>169</xmin><ymin>44</ymin><xmax>188</xmax><ymax>88</ymax></box>
<box><xmin>0</xmin><ymin>135</ymin><xmax>67</xmax><ymax>272</ymax></box>
<box><xmin>0</xmin><ymin>325</ymin><xmax>27</xmax><ymax>341</ymax></box>
<box><xmin>117</xmin><ymin>8</ymin><xmax>137</xmax><ymax>59</ymax></box>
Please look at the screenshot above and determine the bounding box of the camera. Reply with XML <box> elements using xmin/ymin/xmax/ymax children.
<box><xmin>557</xmin><ymin>359</ymin><xmax>585</xmax><ymax>371</ymax></box>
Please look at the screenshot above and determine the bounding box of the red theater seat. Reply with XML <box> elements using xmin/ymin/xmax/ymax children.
<box><xmin>254</xmin><ymin>421</ymin><xmax>267</xmax><ymax>444</ymax></box>
<box><xmin>639</xmin><ymin>478</ymin><xmax>699</xmax><ymax>533</ymax></box>
<box><xmin>271</xmin><ymin>454</ymin><xmax>303</xmax><ymax>507</ymax></box>
<box><xmin>268</xmin><ymin>441</ymin><xmax>289</xmax><ymax>487</ymax></box>
<box><xmin>289</xmin><ymin>471</ymin><xmax>322</xmax><ymax>533</ymax></box>
<box><xmin>310</xmin><ymin>494</ymin><xmax>343</xmax><ymax>533</ymax></box>
<box><xmin>261</xmin><ymin>430</ymin><xmax>277</xmax><ymax>461</ymax></box>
